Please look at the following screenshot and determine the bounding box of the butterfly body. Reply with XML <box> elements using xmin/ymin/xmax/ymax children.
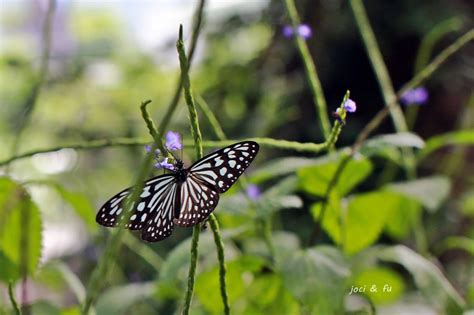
<box><xmin>97</xmin><ymin>141</ymin><xmax>259</xmax><ymax>242</ymax></box>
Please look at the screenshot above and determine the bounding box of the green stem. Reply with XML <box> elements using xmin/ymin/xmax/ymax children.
<box><xmin>349</xmin><ymin>0</ymin><xmax>407</xmax><ymax>132</ymax></box>
<box><xmin>8</xmin><ymin>282</ymin><xmax>21</xmax><ymax>315</ymax></box>
<box><xmin>140</xmin><ymin>100</ymin><xmax>168</xmax><ymax>155</ymax></box>
<box><xmin>177</xmin><ymin>24</ymin><xmax>204</xmax><ymax>315</ymax></box>
<box><xmin>350</xmin><ymin>0</ymin><xmax>416</xmax><ymax>180</ymax></box>
<box><xmin>283</xmin><ymin>0</ymin><xmax>331</xmax><ymax>139</ymax></box>
<box><xmin>195</xmin><ymin>95</ymin><xmax>227</xmax><ymax>140</ymax></box>
<box><xmin>10</xmin><ymin>0</ymin><xmax>56</xmax><ymax>160</ymax></box>
<box><xmin>208</xmin><ymin>215</ymin><xmax>230</xmax><ymax>315</ymax></box>
<box><xmin>398</xmin><ymin>28</ymin><xmax>474</xmax><ymax>98</ymax></box>
<box><xmin>158</xmin><ymin>0</ymin><xmax>206</xmax><ymax>135</ymax></box>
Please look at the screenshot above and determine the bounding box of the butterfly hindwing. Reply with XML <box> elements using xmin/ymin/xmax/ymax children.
<box><xmin>174</xmin><ymin>174</ymin><xmax>220</xmax><ymax>227</ymax></box>
<box><xmin>189</xmin><ymin>141</ymin><xmax>259</xmax><ymax>193</ymax></box>
<box><xmin>141</xmin><ymin>177</ymin><xmax>179</xmax><ymax>242</ymax></box>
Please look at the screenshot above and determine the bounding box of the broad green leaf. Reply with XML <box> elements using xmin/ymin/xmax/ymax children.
<box><xmin>298</xmin><ymin>156</ymin><xmax>372</xmax><ymax>197</ymax></box>
<box><xmin>312</xmin><ymin>191</ymin><xmax>400</xmax><ymax>254</ymax></box>
<box><xmin>0</xmin><ymin>177</ymin><xmax>42</xmax><ymax>283</ymax></box>
<box><xmin>384</xmin><ymin>197</ymin><xmax>422</xmax><ymax>240</ymax></box>
<box><xmin>158</xmin><ymin>231</ymin><xmax>241</xmax><ymax>297</ymax></box>
<box><xmin>195</xmin><ymin>255</ymin><xmax>265</xmax><ymax>314</ymax></box>
<box><xmin>310</xmin><ymin>193</ymin><xmax>342</xmax><ymax>243</ymax></box>
<box><xmin>95</xmin><ymin>282</ymin><xmax>155</xmax><ymax>315</ymax></box>
<box><xmin>251</xmin><ymin>154</ymin><xmax>342</xmax><ymax>183</ymax></box>
<box><xmin>54</xmin><ymin>185</ymin><xmax>97</xmax><ymax>233</ymax></box>
<box><xmin>243</xmin><ymin>274</ymin><xmax>300</xmax><ymax>314</ymax></box>
<box><xmin>219</xmin><ymin>176</ymin><xmax>303</xmax><ymax>218</ymax></box>
<box><xmin>279</xmin><ymin>246</ymin><xmax>349</xmax><ymax>314</ymax></box>
<box><xmin>386</xmin><ymin>176</ymin><xmax>451</xmax><ymax>212</ymax></box>
<box><xmin>354</xmin><ymin>267</ymin><xmax>405</xmax><ymax>304</ymax></box>
<box><xmin>361</xmin><ymin>132</ymin><xmax>425</xmax><ymax>154</ymax></box>
<box><xmin>418</xmin><ymin>129</ymin><xmax>474</xmax><ymax>161</ymax></box>
<box><xmin>343</xmin><ymin>192</ymin><xmax>400</xmax><ymax>254</ymax></box>
<box><xmin>460</xmin><ymin>190</ymin><xmax>474</xmax><ymax>217</ymax></box>
<box><xmin>378</xmin><ymin>245</ymin><xmax>465</xmax><ymax>312</ymax></box>
<box><xmin>438</xmin><ymin>237</ymin><xmax>474</xmax><ymax>256</ymax></box>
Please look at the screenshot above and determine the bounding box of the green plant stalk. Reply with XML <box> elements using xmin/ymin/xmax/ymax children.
<box><xmin>9</xmin><ymin>0</ymin><xmax>56</xmax><ymax>161</ymax></box>
<box><xmin>81</xmin><ymin>110</ymin><xmax>157</xmax><ymax>315</ymax></box>
<box><xmin>398</xmin><ymin>28</ymin><xmax>474</xmax><ymax>98</ymax></box>
<box><xmin>8</xmin><ymin>282</ymin><xmax>21</xmax><ymax>315</ymax></box>
<box><xmin>195</xmin><ymin>95</ymin><xmax>227</xmax><ymax>140</ymax></box>
<box><xmin>140</xmin><ymin>100</ymin><xmax>168</xmax><ymax>155</ymax></box>
<box><xmin>349</xmin><ymin>0</ymin><xmax>417</xmax><ymax>181</ymax></box>
<box><xmin>19</xmin><ymin>193</ymin><xmax>30</xmax><ymax>315</ymax></box>
<box><xmin>407</xmin><ymin>17</ymin><xmax>465</xmax><ymax>129</ymax></box>
<box><xmin>208</xmin><ymin>215</ymin><xmax>230</xmax><ymax>315</ymax></box>
<box><xmin>349</xmin><ymin>0</ymin><xmax>407</xmax><ymax>132</ymax></box>
<box><xmin>158</xmin><ymin>0</ymin><xmax>206</xmax><ymax>135</ymax></box>
<box><xmin>177</xmin><ymin>24</ymin><xmax>204</xmax><ymax>315</ymax></box>
<box><xmin>283</xmin><ymin>0</ymin><xmax>331</xmax><ymax>139</ymax></box>
<box><xmin>194</xmin><ymin>95</ymin><xmax>234</xmax><ymax>311</ymax></box>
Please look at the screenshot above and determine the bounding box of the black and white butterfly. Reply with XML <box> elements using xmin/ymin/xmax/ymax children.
<box><xmin>96</xmin><ymin>141</ymin><xmax>259</xmax><ymax>242</ymax></box>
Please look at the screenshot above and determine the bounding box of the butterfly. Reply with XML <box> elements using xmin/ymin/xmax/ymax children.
<box><xmin>96</xmin><ymin>141</ymin><xmax>259</xmax><ymax>242</ymax></box>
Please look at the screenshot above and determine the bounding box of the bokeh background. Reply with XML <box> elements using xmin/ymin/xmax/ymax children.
<box><xmin>0</xmin><ymin>0</ymin><xmax>473</xmax><ymax>314</ymax></box>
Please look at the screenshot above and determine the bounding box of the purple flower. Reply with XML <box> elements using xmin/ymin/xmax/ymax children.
<box><xmin>400</xmin><ymin>87</ymin><xmax>429</xmax><ymax>105</ymax></box>
<box><xmin>282</xmin><ymin>25</ymin><xmax>294</xmax><ymax>38</ymax></box>
<box><xmin>246</xmin><ymin>184</ymin><xmax>262</xmax><ymax>200</ymax></box>
<box><xmin>343</xmin><ymin>99</ymin><xmax>357</xmax><ymax>113</ymax></box>
<box><xmin>145</xmin><ymin>144</ymin><xmax>152</xmax><ymax>153</ymax></box>
<box><xmin>296</xmin><ymin>24</ymin><xmax>312</xmax><ymax>39</ymax></box>
<box><xmin>165</xmin><ymin>131</ymin><xmax>183</xmax><ymax>151</ymax></box>
<box><xmin>154</xmin><ymin>158</ymin><xmax>175</xmax><ymax>171</ymax></box>
<box><xmin>282</xmin><ymin>24</ymin><xmax>312</xmax><ymax>40</ymax></box>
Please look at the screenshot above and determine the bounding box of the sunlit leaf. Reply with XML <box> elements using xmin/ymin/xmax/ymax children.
<box><xmin>279</xmin><ymin>246</ymin><xmax>349</xmax><ymax>314</ymax></box>
<box><xmin>298</xmin><ymin>155</ymin><xmax>372</xmax><ymax>197</ymax></box>
<box><xmin>195</xmin><ymin>255</ymin><xmax>266</xmax><ymax>314</ymax></box>
<box><xmin>95</xmin><ymin>282</ymin><xmax>155</xmax><ymax>315</ymax></box>
<box><xmin>384</xmin><ymin>197</ymin><xmax>422</xmax><ymax>240</ymax></box>
<box><xmin>377</xmin><ymin>245</ymin><xmax>465</xmax><ymax>312</ymax></box>
<box><xmin>54</xmin><ymin>185</ymin><xmax>97</xmax><ymax>233</ymax></box>
<box><xmin>386</xmin><ymin>176</ymin><xmax>451</xmax><ymax>212</ymax></box>
<box><xmin>418</xmin><ymin>130</ymin><xmax>474</xmax><ymax>160</ymax></box>
<box><xmin>354</xmin><ymin>267</ymin><xmax>405</xmax><ymax>304</ymax></box>
<box><xmin>361</xmin><ymin>132</ymin><xmax>425</xmax><ymax>155</ymax></box>
<box><xmin>0</xmin><ymin>177</ymin><xmax>42</xmax><ymax>283</ymax></box>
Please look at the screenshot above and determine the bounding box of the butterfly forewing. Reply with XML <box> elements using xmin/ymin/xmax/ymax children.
<box><xmin>190</xmin><ymin>141</ymin><xmax>259</xmax><ymax>193</ymax></box>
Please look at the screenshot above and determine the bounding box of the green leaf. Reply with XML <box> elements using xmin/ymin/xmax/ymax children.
<box><xmin>95</xmin><ymin>282</ymin><xmax>155</xmax><ymax>315</ymax></box>
<box><xmin>0</xmin><ymin>177</ymin><xmax>42</xmax><ymax>283</ymax></box>
<box><xmin>361</xmin><ymin>132</ymin><xmax>425</xmax><ymax>154</ymax></box>
<box><xmin>298</xmin><ymin>155</ymin><xmax>372</xmax><ymax>197</ymax></box>
<box><xmin>343</xmin><ymin>192</ymin><xmax>400</xmax><ymax>254</ymax></box>
<box><xmin>278</xmin><ymin>246</ymin><xmax>349</xmax><ymax>314</ymax></box>
<box><xmin>54</xmin><ymin>185</ymin><xmax>97</xmax><ymax>233</ymax></box>
<box><xmin>243</xmin><ymin>274</ymin><xmax>300</xmax><ymax>314</ymax></box>
<box><xmin>354</xmin><ymin>267</ymin><xmax>405</xmax><ymax>304</ymax></box>
<box><xmin>384</xmin><ymin>197</ymin><xmax>422</xmax><ymax>240</ymax></box>
<box><xmin>195</xmin><ymin>255</ymin><xmax>265</xmax><ymax>314</ymax></box>
<box><xmin>438</xmin><ymin>236</ymin><xmax>474</xmax><ymax>256</ymax></box>
<box><xmin>418</xmin><ymin>129</ymin><xmax>474</xmax><ymax>161</ymax></box>
<box><xmin>386</xmin><ymin>176</ymin><xmax>451</xmax><ymax>212</ymax></box>
<box><xmin>377</xmin><ymin>245</ymin><xmax>465</xmax><ymax>312</ymax></box>
<box><xmin>312</xmin><ymin>191</ymin><xmax>401</xmax><ymax>254</ymax></box>
<box><xmin>251</xmin><ymin>154</ymin><xmax>341</xmax><ymax>183</ymax></box>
